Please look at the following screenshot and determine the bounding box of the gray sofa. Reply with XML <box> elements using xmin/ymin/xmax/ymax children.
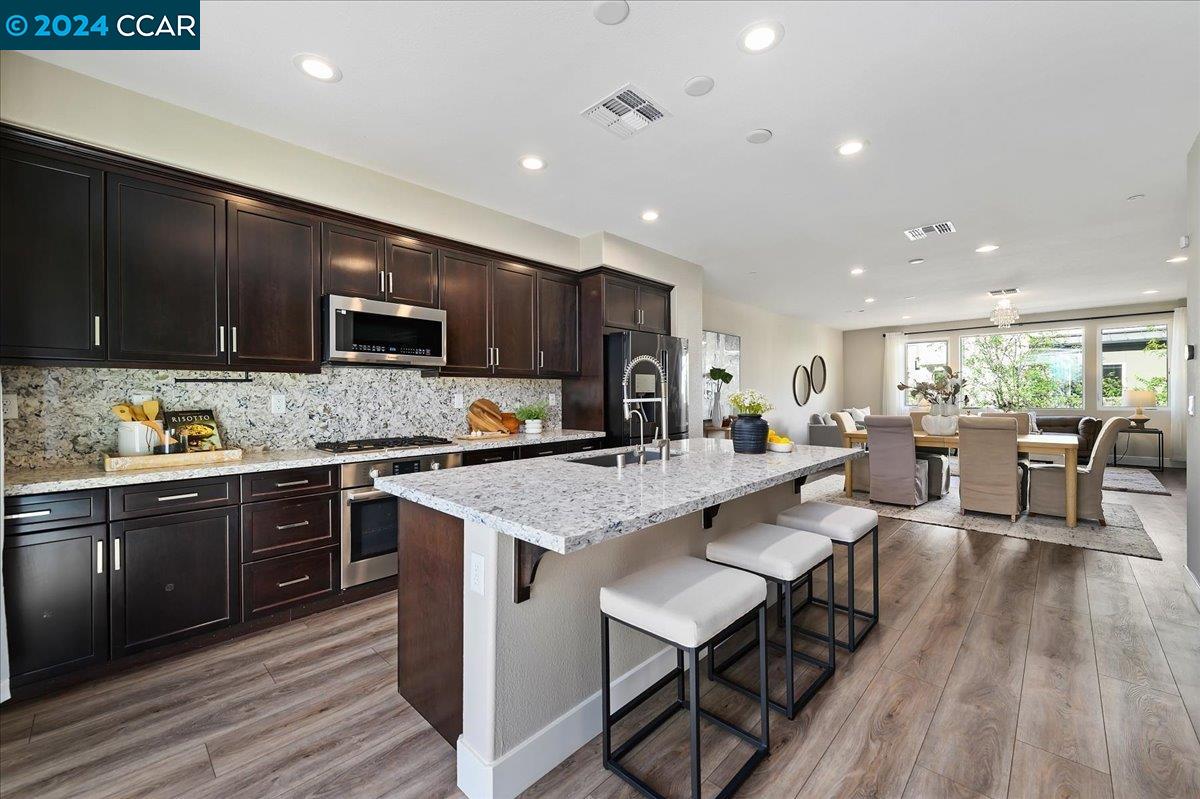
<box><xmin>808</xmin><ymin>413</ymin><xmax>845</xmax><ymax>447</ymax></box>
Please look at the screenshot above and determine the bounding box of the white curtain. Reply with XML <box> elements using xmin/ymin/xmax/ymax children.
<box><xmin>1169</xmin><ymin>306</ymin><xmax>1189</xmax><ymax>465</ymax></box>
<box><xmin>883</xmin><ymin>332</ymin><xmax>908</xmax><ymax>415</ymax></box>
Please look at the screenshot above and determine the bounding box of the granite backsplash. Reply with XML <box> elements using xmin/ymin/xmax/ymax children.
<box><xmin>0</xmin><ymin>366</ymin><xmax>563</xmax><ymax>468</ymax></box>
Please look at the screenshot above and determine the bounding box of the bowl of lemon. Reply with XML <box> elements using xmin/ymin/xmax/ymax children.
<box><xmin>766</xmin><ymin>429</ymin><xmax>794</xmax><ymax>452</ymax></box>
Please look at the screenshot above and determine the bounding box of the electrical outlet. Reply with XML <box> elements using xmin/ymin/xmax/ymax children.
<box><xmin>130</xmin><ymin>391</ymin><xmax>154</xmax><ymax>406</ymax></box>
<box><xmin>2</xmin><ymin>395</ymin><xmax>17</xmax><ymax>421</ymax></box>
<box><xmin>469</xmin><ymin>552</ymin><xmax>486</xmax><ymax>595</ymax></box>
<box><xmin>270</xmin><ymin>393</ymin><xmax>287</xmax><ymax>414</ymax></box>
<box><xmin>548</xmin><ymin>392</ymin><xmax>558</xmax><ymax>407</ymax></box>
<box><xmin>453</xmin><ymin>392</ymin><xmax>464</xmax><ymax>409</ymax></box>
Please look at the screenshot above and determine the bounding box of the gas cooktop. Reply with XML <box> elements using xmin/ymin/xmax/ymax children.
<box><xmin>313</xmin><ymin>435</ymin><xmax>452</xmax><ymax>454</ymax></box>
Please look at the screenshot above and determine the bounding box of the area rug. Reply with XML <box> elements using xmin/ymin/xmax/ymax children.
<box><xmin>803</xmin><ymin>475</ymin><xmax>1162</xmax><ymax>560</ymax></box>
<box><xmin>946</xmin><ymin>459</ymin><xmax>1170</xmax><ymax>496</ymax></box>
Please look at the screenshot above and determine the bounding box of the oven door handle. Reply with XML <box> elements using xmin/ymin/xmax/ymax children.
<box><xmin>345</xmin><ymin>488</ymin><xmax>391</xmax><ymax>504</ymax></box>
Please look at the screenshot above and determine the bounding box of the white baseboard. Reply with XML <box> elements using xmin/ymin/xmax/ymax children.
<box><xmin>1182</xmin><ymin>565</ymin><xmax>1200</xmax><ymax>617</ymax></box>
<box><xmin>456</xmin><ymin>645</ymin><xmax>679</xmax><ymax>799</ymax></box>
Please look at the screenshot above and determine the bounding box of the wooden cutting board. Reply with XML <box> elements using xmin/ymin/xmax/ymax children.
<box><xmin>467</xmin><ymin>398</ymin><xmax>506</xmax><ymax>432</ymax></box>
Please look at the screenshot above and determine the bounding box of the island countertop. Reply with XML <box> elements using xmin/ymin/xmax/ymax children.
<box><xmin>375</xmin><ymin>437</ymin><xmax>864</xmax><ymax>554</ymax></box>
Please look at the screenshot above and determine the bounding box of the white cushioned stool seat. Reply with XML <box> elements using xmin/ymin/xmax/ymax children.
<box><xmin>777</xmin><ymin>501</ymin><xmax>878</xmax><ymax>543</ymax></box>
<box><xmin>600</xmin><ymin>556</ymin><xmax>767</xmax><ymax>648</ymax></box>
<box><xmin>707</xmin><ymin>523</ymin><xmax>833</xmax><ymax>582</ymax></box>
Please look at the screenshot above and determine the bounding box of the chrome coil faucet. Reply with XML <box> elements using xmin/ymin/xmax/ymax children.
<box><xmin>621</xmin><ymin>354</ymin><xmax>670</xmax><ymax>461</ymax></box>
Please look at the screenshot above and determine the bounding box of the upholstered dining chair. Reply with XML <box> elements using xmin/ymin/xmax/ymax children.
<box><xmin>833</xmin><ymin>411</ymin><xmax>871</xmax><ymax>492</ymax></box>
<box><xmin>864</xmin><ymin>415</ymin><xmax>929</xmax><ymax>508</ymax></box>
<box><xmin>980</xmin><ymin>411</ymin><xmax>1034</xmax><ymax>435</ymax></box>
<box><xmin>957</xmin><ymin>416</ymin><xmax>1026</xmax><ymax>522</ymax></box>
<box><xmin>909</xmin><ymin>409</ymin><xmax>954</xmax><ymax>464</ymax></box>
<box><xmin>1027</xmin><ymin>416</ymin><xmax>1130</xmax><ymax>524</ymax></box>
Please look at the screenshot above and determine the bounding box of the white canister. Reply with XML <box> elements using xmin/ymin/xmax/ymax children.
<box><xmin>117</xmin><ymin>421</ymin><xmax>156</xmax><ymax>456</ymax></box>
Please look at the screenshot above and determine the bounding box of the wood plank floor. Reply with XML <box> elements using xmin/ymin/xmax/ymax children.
<box><xmin>0</xmin><ymin>469</ymin><xmax>1195</xmax><ymax>798</ymax></box>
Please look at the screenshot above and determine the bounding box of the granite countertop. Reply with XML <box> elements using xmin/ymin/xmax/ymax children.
<box><xmin>2</xmin><ymin>430</ymin><xmax>605</xmax><ymax>496</ymax></box>
<box><xmin>376</xmin><ymin>437</ymin><xmax>865</xmax><ymax>554</ymax></box>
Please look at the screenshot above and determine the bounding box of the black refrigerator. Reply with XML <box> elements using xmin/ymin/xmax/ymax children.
<box><xmin>603</xmin><ymin>331</ymin><xmax>689</xmax><ymax>446</ymax></box>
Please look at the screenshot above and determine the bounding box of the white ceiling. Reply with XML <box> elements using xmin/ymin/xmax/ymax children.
<box><xmin>24</xmin><ymin>1</ymin><xmax>1199</xmax><ymax>329</ymax></box>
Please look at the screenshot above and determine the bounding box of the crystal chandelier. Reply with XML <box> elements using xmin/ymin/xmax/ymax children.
<box><xmin>990</xmin><ymin>297</ymin><xmax>1020</xmax><ymax>329</ymax></box>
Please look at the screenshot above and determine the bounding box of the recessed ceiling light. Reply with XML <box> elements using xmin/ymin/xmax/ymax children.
<box><xmin>641</xmin><ymin>209</ymin><xmax>659</xmax><ymax>222</ymax></box>
<box><xmin>850</xmin><ymin>267</ymin><xmax>865</xmax><ymax>276</ymax></box>
<box><xmin>293</xmin><ymin>53</ymin><xmax>342</xmax><ymax>82</ymax></box>
<box><xmin>520</xmin><ymin>155</ymin><xmax>546</xmax><ymax>171</ymax></box>
<box><xmin>1142</xmin><ymin>289</ymin><xmax>1160</xmax><ymax>295</ymax></box>
<box><xmin>745</xmin><ymin>129</ymin><xmax>773</xmax><ymax>144</ymax></box>
<box><xmin>975</xmin><ymin>244</ymin><xmax>1000</xmax><ymax>253</ymax></box>
<box><xmin>908</xmin><ymin>258</ymin><xmax>925</xmax><ymax>265</ymax></box>
<box><xmin>904</xmin><ymin>295</ymin><xmax>916</xmax><ymax>300</ymax></box>
<box><xmin>864</xmin><ymin>297</ymin><xmax>876</xmax><ymax>303</ymax></box>
<box><xmin>902</xmin><ymin>315</ymin><xmax>912</xmax><ymax>320</ymax></box>
<box><xmin>837</xmin><ymin>140</ymin><xmax>866</xmax><ymax>156</ymax></box>
<box><xmin>1166</xmin><ymin>255</ymin><xmax>1188</xmax><ymax>263</ymax></box>
<box><xmin>684</xmin><ymin>76</ymin><xmax>715</xmax><ymax>97</ymax></box>
<box><xmin>1126</xmin><ymin>193</ymin><xmax>1145</xmax><ymax>201</ymax></box>
<box><xmin>738</xmin><ymin>21</ymin><xmax>784</xmax><ymax>53</ymax></box>
<box><xmin>592</xmin><ymin>0</ymin><xmax>629</xmax><ymax>25</ymax></box>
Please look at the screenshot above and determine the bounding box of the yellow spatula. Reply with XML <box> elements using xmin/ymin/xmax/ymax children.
<box><xmin>111</xmin><ymin>404</ymin><xmax>134</xmax><ymax>422</ymax></box>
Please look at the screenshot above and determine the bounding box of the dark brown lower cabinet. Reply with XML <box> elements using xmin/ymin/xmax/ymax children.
<box><xmin>242</xmin><ymin>545</ymin><xmax>338</xmax><ymax>620</ymax></box>
<box><xmin>2</xmin><ymin>524</ymin><xmax>108</xmax><ymax>686</ymax></box>
<box><xmin>461</xmin><ymin>446</ymin><xmax>518</xmax><ymax>466</ymax></box>
<box><xmin>109</xmin><ymin>507</ymin><xmax>239</xmax><ymax>657</ymax></box>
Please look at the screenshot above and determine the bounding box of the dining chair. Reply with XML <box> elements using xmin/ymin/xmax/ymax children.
<box><xmin>864</xmin><ymin>415</ymin><xmax>929</xmax><ymax>508</ymax></box>
<box><xmin>1027</xmin><ymin>416</ymin><xmax>1131</xmax><ymax>524</ymax></box>
<box><xmin>957</xmin><ymin>416</ymin><xmax>1026</xmax><ymax>522</ymax></box>
<box><xmin>833</xmin><ymin>411</ymin><xmax>871</xmax><ymax>492</ymax></box>
<box><xmin>980</xmin><ymin>411</ymin><xmax>1034</xmax><ymax>435</ymax></box>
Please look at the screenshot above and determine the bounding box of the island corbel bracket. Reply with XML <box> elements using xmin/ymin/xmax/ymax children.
<box><xmin>794</xmin><ymin>475</ymin><xmax>807</xmax><ymax>494</ymax></box>
<box><xmin>514</xmin><ymin>540</ymin><xmax>552</xmax><ymax>603</ymax></box>
<box><xmin>703</xmin><ymin>504</ymin><xmax>721</xmax><ymax>529</ymax></box>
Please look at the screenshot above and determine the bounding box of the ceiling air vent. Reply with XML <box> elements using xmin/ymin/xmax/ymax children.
<box><xmin>581</xmin><ymin>83</ymin><xmax>671</xmax><ymax>139</ymax></box>
<box><xmin>988</xmin><ymin>288</ymin><xmax>1020</xmax><ymax>297</ymax></box>
<box><xmin>903</xmin><ymin>221</ymin><xmax>956</xmax><ymax>241</ymax></box>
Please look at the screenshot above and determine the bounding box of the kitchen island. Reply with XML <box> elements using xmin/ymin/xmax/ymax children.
<box><xmin>376</xmin><ymin>437</ymin><xmax>863</xmax><ymax>799</ymax></box>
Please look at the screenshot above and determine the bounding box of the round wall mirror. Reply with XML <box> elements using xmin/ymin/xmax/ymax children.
<box><xmin>810</xmin><ymin>355</ymin><xmax>827</xmax><ymax>394</ymax></box>
<box><xmin>792</xmin><ymin>364</ymin><xmax>812</xmax><ymax>407</ymax></box>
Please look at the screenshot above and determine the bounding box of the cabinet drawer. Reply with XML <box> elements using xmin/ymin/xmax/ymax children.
<box><xmin>109</xmin><ymin>477</ymin><xmax>238</xmax><ymax>520</ymax></box>
<box><xmin>461</xmin><ymin>447</ymin><xmax>518</xmax><ymax>467</ymax></box>
<box><xmin>3</xmin><ymin>489</ymin><xmax>106</xmax><ymax>534</ymax></box>
<box><xmin>242</xmin><ymin>494</ymin><xmax>336</xmax><ymax>562</ymax></box>
<box><xmin>242</xmin><ymin>546</ymin><xmax>338</xmax><ymax>619</ymax></box>
<box><xmin>564</xmin><ymin>438</ymin><xmax>604</xmax><ymax>454</ymax></box>
<box><xmin>518</xmin><ymin>442</ymin><xmax>565</xmax><ymax>459</ymax></box>
<box><xmin>240</xmin><ymin>466</ymin><xmax>337</xmax><ymax>502</ymax></box>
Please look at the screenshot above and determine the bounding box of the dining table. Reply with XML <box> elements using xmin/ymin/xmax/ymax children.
<box><xmin>841</xmin><ymin>429</ymin><xmax>1082</xmax><ymax>527</ymax></box>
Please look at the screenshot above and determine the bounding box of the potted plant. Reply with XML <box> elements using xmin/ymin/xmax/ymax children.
<box><xmin>897</xmin><ymin>365</ymin><xmax>968</xmax><ymax>434</ymax></box>
<box><xmin>707</xmin><ymin>367</ymin><xmax>733</xmax><ymax>423</ymax></box>
<box><xmin>515</xmin><ymin>401</ymin><xmax>549</xmax><ymax>434</ymax></box>
<box><xmin>727</xmin><ymin>389</ymin><xmax>774</xmax><ymax>453</ymax></box>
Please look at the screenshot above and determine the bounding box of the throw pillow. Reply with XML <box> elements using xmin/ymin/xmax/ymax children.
<box><xmin>846</xmin><ymin>406</ymin><xmax>870</xmax><ymax>423</ymax></box>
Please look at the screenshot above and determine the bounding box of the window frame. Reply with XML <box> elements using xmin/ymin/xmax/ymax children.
<box><xmin>1097</xmin><ymin>317</ymin><xmax>1169</xmax><ymax>410</ymax></box>
<box><xmin>956</xmin><ymin>326</ymin><xmax>1087</xmax><ymax>412</ymax></box>
<box><xmin>902</xmin><ymin>338</ymin><xmax>949</xmax><ymax>408</ymax></box>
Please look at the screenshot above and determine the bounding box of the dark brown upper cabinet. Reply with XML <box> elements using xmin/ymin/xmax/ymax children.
<box><xmin>107</xmin><ymin>174</ymin><xmax>228</xmax><ymax>365</ymax></box>
<box><xmin>537</xmin><ymin>271</ymin><xmax>580</xmax><ymax>377</ymax></box>
<box><xmin>439</xmin><ymin>249</ymin><xmax>492</xmax><ymax>375</ymax></box>
<box><xmin>228</xmin><ymin>200</ymin><xmax>320</xmax><ymax>370</ymax></box>
<box><xmin>599</xmin><ymin>271</ymin><xmax>671</xmax><ymax>334</ymax></box>
<box><xmin>491</xmin><ymin>261</ymin><xmax>537</xmax><ymax>377</ymax></box>
<box><xmin>1</xmin><ymin>147</ymin><xmax>105</xmax><ymax>361</ymax></box>
<box><xmin>386</xmin><ymin>236</ymin><xmax>438</xmax><ymax>307</ymax></box>
<box><xmin>321</xmin><ymin>221</ymin><xmax>384</xmax><ymax>300</ymax></box>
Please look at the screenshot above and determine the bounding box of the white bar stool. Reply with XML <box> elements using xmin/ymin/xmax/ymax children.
<box><xmin>776</xmin><ymin>501</ymin><xmax>880</xmax><ymax>651</ymax></box>
<box><xmin>599</xmin><ymin>556</ymin><xmax>770</xmax><ymax>799</ymax></box>
<box><xmin>705</xmin><ymin>522</ymin><xmax>836</xmax><ymax>719</ymax></box>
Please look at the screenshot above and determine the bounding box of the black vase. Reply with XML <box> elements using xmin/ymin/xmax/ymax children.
<box><xmin>730</xmin><ymin>414</ymin><xmax>769</xmax><ymax>454</ymax></box>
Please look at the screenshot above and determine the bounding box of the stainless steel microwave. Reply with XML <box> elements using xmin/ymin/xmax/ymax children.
<box><xmin>323</xmin><ymin>294</ymin><xmax>447</xmax><ymax>367</ymax></box>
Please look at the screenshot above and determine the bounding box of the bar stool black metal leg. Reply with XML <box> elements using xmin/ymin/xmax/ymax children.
<box><xmin>783</xmin><ymin>579</ymin><xmax>795</xmax><ymax>719</ymax></box>
<box><xmin>826</xmin><ymin>557</ymin><xmax>836</xmax><ymax>668</ymax></box>
<box><xmin>872</xmin><ymin>526</ymin><xmax>880</xmax><ymax>623</ymax></box>
<box><xmin>601</xmin><ymin>614</ymin><xmax>612</xmax><ymax>768</ymax></box>
<box><xmin>689</xmin><ymin>647</ymin><xmax>702</xmax><ymax>799</ymax></box>
<box><xmin>757</xmin><ymin>606</ymin><xmax>770</xmax><ymax>749</ymax></box>
<box><xmin>846</xmin><ymin>539</ymin><xmax>857</xmax><ymax>651</ymax></box>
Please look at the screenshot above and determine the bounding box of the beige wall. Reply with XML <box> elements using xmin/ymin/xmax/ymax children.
<box><xmin>1186</xmin><ymin>134</ymin><xmax>1199</xmax><ymax>583</ymax></box>
<box><xmin>842</xmin><ymin>301</ymin><xmax>1187</xmax><ymax>465</ymax></box>
<box><xmin>702</xmin><ymin>293</ymin><xmax>844</xmax><ymax>443</ymax></box>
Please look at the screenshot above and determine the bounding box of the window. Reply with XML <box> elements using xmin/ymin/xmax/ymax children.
<box><xmin>1100</xmin><ymin>323</ymin><xmax>1167</xmax><ymax>407</ymax></box>
<box><xmin>903</xmin><ymin>340</ymin><xmax>947</xmax><ymax>405</ymax></box>
<box><xmin>959</xmin><ymin>328</ymin><xmax>1084</xmax><ymax>410</ymax></box>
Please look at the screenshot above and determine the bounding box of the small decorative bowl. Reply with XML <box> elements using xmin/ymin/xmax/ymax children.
<box><xmin>768</xmin><ymin>442</ymin><xmax>795</xmax><ymax>453</ymax></box>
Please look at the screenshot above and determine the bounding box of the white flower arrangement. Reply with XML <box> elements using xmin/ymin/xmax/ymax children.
<box><xmin>728</xmin><ymin>389</ymin><xmax>774</xmax><ymax>415</ymax></box>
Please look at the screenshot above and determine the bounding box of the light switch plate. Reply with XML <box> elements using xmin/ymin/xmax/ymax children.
<box><xmin>270</xmin><ymin>393</ymin><xmax>287</xmax><ymax>414</ymax></box>
<box><xmin>469</xmin><ymin>552</ymin><xmax>486</xmax><ymax>595</ymax></box>
<box><xmin>2</xmin><ymin>395</ymin><xmax>17</xmax><ymax>420</ymax></box>
<box><xmin>453</xmin><ymin>392</ymin><xmax>465</xmax><ymax>409</ymax></box>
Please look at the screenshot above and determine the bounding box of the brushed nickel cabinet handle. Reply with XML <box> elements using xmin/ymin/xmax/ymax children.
<box><xmin>388</xmin><ymin>272</ymin><xmax>394</xmax><ymax>294</ymax></box>
<box><xmin>277</xmin><ymin>575</ymin><xmax>310</xmax><ymax>588</ymax></box>
<box><xmin>379</xmin><ymin>272</ymin><xmax>385</xmax><ymax>294</ymax></box>
<box><xmin>539</xmin><ymin>350</ymin><xmax>544</xmax><ymax>369</ymax></box>
<box><xmin>494</xmin><ymin>347</ymin><xmax>500</xmax><ymax>367</ymax></box>
<box><xmin>231</xmin><ymin>326</ymin><xmax>238</xmax><ymax>353</ymax></box>
<box><xmin>113</xmin><ymin>538</ymin><xmax>121</xmax><ymax>571</ymax></box>
<box><xmin>218</xmin><ymin>325</ymin><xmax>225</xmax><ymax>353</ymax></box>
<box><xmin>274</xmin><ymin>479</ymin><xmax>309</xmax><ymax>488</ymax></box>
<box><xmin>157</xmin><ymin>492</ymin><xmax>200</xmax><ymax>502</ymax></box>
<box><xmin>5</xmin><ymin>509</ymin><xmax>51</xmax><ymax>520</ymax></box>
<box><xmin>94</xmin><ymin>315</ymin><xmax>101</xmax><ymax>346</ymax></box>
<box><xmin>97</xmin><ymin>540</ymin><xmax>104</xmax><ymax>574</ymax></box>
<box><xmin>275</xmin><ymin>520</ymin><xmax>311</xmax><ymax>531</ymax></box>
